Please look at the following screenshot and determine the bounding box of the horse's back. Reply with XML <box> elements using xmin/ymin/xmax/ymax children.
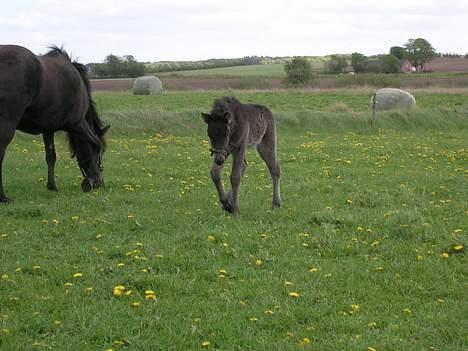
<box><xmin>0</xmin><ymin>45</ymin><xmax>41</xmax><ymax>117</ymax></box>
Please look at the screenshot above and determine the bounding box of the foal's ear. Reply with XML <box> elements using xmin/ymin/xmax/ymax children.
<box><xmin>223</xmin><ymin>111</ymin><xmax>232</xmax><ymax>124</ymax></box>
<box><xmin>201</xmin><ymin>113</ymin><xmax>211</xmax><ymax>124</ymax></box>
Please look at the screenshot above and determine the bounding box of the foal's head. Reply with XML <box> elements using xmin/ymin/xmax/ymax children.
<box><xmin>202</xmin><ymin>111</ymin><xmax>232</xmax><ymax>166</ymax></box>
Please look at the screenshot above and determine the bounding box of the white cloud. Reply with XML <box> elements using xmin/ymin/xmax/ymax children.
<box><xmin>1</xmin><ymin>0</ymin><xmax>466</xmax><ymax>62</ymax></box>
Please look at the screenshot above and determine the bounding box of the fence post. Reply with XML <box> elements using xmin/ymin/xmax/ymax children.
<box><xmin>371</xmin><ymin>93</ymin><xmax>377</xmax><ymax>127</ymax></box>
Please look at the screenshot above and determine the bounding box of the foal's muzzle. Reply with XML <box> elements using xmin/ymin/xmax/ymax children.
<box><xmin>210</xmin><ymin>148</ymin><xmax>227</xmax><ymax>166</ymax></box>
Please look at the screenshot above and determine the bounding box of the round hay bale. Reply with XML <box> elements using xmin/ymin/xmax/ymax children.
<box><xmin>132</xmin><ymin>76</ymin><xmax>163</xmax><ymax>95</ymax></box>
<box><xmin>370</xmin><ymin>88</ymin><xmax>416</xmax><ymax>111</ymax></box>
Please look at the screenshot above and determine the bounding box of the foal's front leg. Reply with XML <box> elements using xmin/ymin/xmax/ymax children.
<box><xmin>42</xmin><ymin>132</ymin><xmax>57</xmax><ymax>191</ymax></box>
<box><xmin>229</xmin><ymin>150</ymin><xmax>246</xmax><ymax>216</ymax></box>
<box><xmin>210</xmin><ymin>163</ymin><xmax>232</xmax><ymax>213</ymax></box>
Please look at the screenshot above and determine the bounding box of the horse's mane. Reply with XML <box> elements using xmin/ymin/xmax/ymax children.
<box><xmin>212</xmin><ymin>96</ymin><xmax>241</xmax><ymax>116</ymax></box>
<box><xmin>46</xmin><ymin>46</ymin><xmax>107</xmax><ymax>157</ymax></box>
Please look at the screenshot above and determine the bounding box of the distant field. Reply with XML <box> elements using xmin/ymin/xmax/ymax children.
<box><xmin>156</xmin><ymin>64</ymin><xmax>288</xmax><ymax>77</ymax></box>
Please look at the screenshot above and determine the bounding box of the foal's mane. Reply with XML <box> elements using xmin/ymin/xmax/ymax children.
<box><xmin>212</xmin><ymin>96</ymin><xmax>241</xmax><ymax>116</ymax></box>
<box><xmin>45</xmin><ymin>46</ymin><xmax>107</xmax><ymax>157</ymax></box>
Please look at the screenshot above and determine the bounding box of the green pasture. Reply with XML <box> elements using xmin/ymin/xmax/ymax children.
<box><xmin>1</xmin><ymin>91</ymin><xmax>467</xmax><ymax>350</ymax></box>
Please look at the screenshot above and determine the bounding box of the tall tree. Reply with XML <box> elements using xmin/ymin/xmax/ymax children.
<box><xmin>390</xmin><ymin>46</ymin><xmax>406</xmax><ymax>60</ymax></box>
<box><xmin>351</xmin><ymin>52</ymin><xmax>368</xmax><ymax>73</ymax></box>
<box><xmin>404</xmin><ymin>38</ymin><xmax>436</xmax><ymax>71</ymax></box>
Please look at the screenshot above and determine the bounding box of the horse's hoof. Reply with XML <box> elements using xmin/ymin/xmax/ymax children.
<box><xmin>221</xmin><ymin>200</ymin><xmax>232</xmax><ymax>213</ymax></box>
<box><xmin>81</xmin><ymin>178</ymin><xmax>92</xmax><ymax>192</ymax></box>
<box><xmin>0</xmin><ymin>196</ymin><xmax>11</xmax><ymax>203</ymax></box>
<box><xmin>272</xmin><ymin>202</ymin><xmax>281</xmax><ymax>209</ymax></box>
<box><xmin>47</xmin><ymin>184</ymin><xmax>58</xmax><ymax>191</ymax></box>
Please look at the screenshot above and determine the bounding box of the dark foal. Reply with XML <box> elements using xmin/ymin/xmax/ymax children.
<box><xmin>202</xmin><ymin>97</ymin><xmax>281</xmax><ymax>215</ymax></box>
<box><xmin>0</xmin><ymin>45</ymin><xmax>109</xmax><ymax>202</ymax></box>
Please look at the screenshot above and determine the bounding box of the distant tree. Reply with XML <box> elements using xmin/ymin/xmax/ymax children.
<box><xmin>382</xmin><ymin>54</ymin><xmax>401</xmax><ymax>73</ymax></box>
<box><xmin>390</xmin><ymin>46</ymin><xmax>406</xmax><ymax>60</ymax></box>
<box><xmin>283</xmin><ymin>57</ymin><xmax>313</xmax><ymax>87</ymax></box>
<box><xmin>404</xmin><ymin>38</ymin><xmax>437</xmax><ymax>71</ymax></box>
<box><xmin>92</xmin><ymin>54</ymin><xmax>145</xmax><ymax>78</ymax></box>
<box><xmin>351</xmin><ymin>52</ymin><xmax>368</xmax><ymax>73</ymax></box>
<box><xmin>324</xmin><ymin>55</ymin><xmax>348</xmax><ymax>74</ymax></box>
<box><xmin>465</xmin><ymin>53</ymin><xmax>468</xmax><ymax>59</ymax></box>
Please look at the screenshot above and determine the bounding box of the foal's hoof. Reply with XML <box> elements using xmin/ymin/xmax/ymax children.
<box><xmin>221</xmin><ymin>200</ymin><xmax>232</xmax><ymax>213</ymax></box>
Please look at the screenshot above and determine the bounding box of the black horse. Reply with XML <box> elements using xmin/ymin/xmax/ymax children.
<box><xmin>0</xmin><ymin>45</ymin><xmax>109</xmax><ymax>202</ymax></box>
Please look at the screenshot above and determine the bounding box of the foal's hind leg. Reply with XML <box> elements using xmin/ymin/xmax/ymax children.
<box><xmin>43</xmin><ymin>132</ymin><xmax>58</xmax><ymax>191</ymax></box>
<box><xmin>257</xmin><ymin>139</ymin><xmax>281</xmax><ymax>209</ymax></box>
<box><xmin>0</xmin><ymin>120</ymin><xmax>17</xmax><ymax>203</ymax></box>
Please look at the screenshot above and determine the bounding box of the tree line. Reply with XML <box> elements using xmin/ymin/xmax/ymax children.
<box><xmin>284</xmin><ymin>37</ymin><xmax>440</xmax><ymax>87</ymax></box>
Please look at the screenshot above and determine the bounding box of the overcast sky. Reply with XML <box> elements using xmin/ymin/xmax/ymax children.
<box><xmin>1</xmin><ymin>0</ymin><xmax>467</xmax><ymax>63</ymax></box>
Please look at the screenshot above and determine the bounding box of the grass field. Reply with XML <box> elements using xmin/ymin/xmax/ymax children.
<box><xmin>1</xmin><ymin>90</ymin><xmax>467</xmax><ymax>350</ymax></box>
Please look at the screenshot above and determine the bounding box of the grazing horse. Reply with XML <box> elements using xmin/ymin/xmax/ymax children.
<box><xmin>202</xmin><ymin>97</ymin><xmax>281</xmax><ymax>215</ymax></box>
<box><xmin>0</xmin><ymin>45</ymin><xmax>109</xmax><ymax>202</ymax></box>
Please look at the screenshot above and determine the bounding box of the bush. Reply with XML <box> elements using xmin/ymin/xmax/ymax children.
<box><xmin>283</xmin><ymin>57</ymin><xmax>313</xmax><ymax>87</ymax></box>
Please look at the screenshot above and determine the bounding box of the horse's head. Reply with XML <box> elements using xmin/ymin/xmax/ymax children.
<box><xmin>202</xmin><ymin>111</ymin><xmax>231</xmax><ymax>166</ymax></box>
<box><xmin>69</xmin><ymin>126</ymin><xmax>110</xmax><ymax>192</ymax></box>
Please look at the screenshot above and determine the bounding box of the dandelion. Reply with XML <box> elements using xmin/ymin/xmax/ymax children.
<box><xmin>351</xmin><ymin>304</ymin><xmax>360</xmax><ymax>312</ymax></box>
<box><xmin>201</xmin><ymin>340</ymin><xmax>210</xmax><ymax>348</ymax></box>
<box><xmin>288</xmin><ymin>292</ymin><xmax>300</xmax><ymax>298</ymax></box>
<box><xmin>440</xmin><ymin>252</ymin><xmax>449</xmax><ymax>259</ymax></box>
<box><xmin>73</xmin><ymin>272</ymin><xmax>83</xmax><ymax>278</ymax></box>
<box><xmin>207</xmin><ymin>235</ymin><xmax>216</xmax><ymax>241</ymax></box>
<box><xmin>145</xmin><ymin>294</ymin><xmax>156</xmax><ymax>301</ymax></box>
<box><xmin>53</xmin><ymin>320</ymin><xmax>62</xmax><ymax>326</ymax></box>
<box><xmin>64</xmin><ymin>282</ymin><xmax>73</xmax><ymax>288</ymax></box>
<box><xmin>33</xmin><ymin>265</ymin><xmax>41</xmax><ymax>270</ymax></box>
<box><xmin>130</xmin><ymin>301</ymin><xmax>141</xmax><ymax>308</ymax></box>
<box><xmin>367</xmin><ymin>347</ymin><xmax>377</xmax><ymax>351</ymax></box>
<box><xmin>356</xmin><ymin>226</ymin><xmax>363</xmax><ymax>232</ymax></box>
<box><xmin>113</xmin><ymin>285</ymin><xmax>125</xmax><ymax>297</ymax></box>
<box><xmin>52</xmin><ymin>219</ymin><xmax>59</xmax><ymax>224</ymax></box>
<box><xmin>437</xmin><ymin>299</ymin><xmax>444</xmax><ymax>304</ymax></box>
<box><xmin>308</xmin><ymin>267</ymin><xmax>319</xmax><ymax>273</ymax></box>
<box><xmin>453</xmin><ymin>245</ymin><xmax>463</xmax><ymax>252</ymax></box>
<box><xmin>71</xmin><ymin>216</ymin><xmax>79</xmax><ymax>221</ymax></box>
<box><xmin>117</xmin><ymin>263</ymin><xmax>125</xmax><ymax>267</ymax></box>
<box><xmin>218</xmin><ymin>269</ymin><xmax>227</xmax><ymax>275</ymax></box>
<box><xmin>402</xmin><ymin>308</ymin><xmax>412</xmax><ymax>314</ymax></box>
<box><xmin>454</xmin><ymin>229</ymin><xmax>463</xmax><ymax>234</ymax></box>
<box><xmin>249</xmin><ymin>317</ymin><xmax>258</xmax><ymax>321</ymax></box>
<box><xmin>300</xmin><ymin>337</ymin><xmax>311</xmax><ymax>345</ymax></box>
<box><xmin>255</xmin><ymin>259</ymin><xmax>263</xmax><ymax>266</ymax></box>
<box><xmin>284</xmin><ymin>281</ymin><xmax>293</xmax><ymax>287</ymax></box>
<box><xmin>368</xmin><ymin>322</ymin><xmax>377</xmax><ymax>328</ymax></box>
<box><xmin>84</xmin><ymin>287</ymin><xmax>93</xmax><ymax>293</ymax></box>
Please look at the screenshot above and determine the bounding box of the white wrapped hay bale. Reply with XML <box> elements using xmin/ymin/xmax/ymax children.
<box><xmin>132</xmin><ymin>76</ymin><xmax>163</xmax><ymax>95</ymax></box>
<box><xmin>370</xmin><ymin>88</ymin><xmax>416</xmax><ymax>111</ymax></box>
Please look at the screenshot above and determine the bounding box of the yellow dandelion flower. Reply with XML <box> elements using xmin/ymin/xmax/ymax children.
<box><xmin>145</xmin><ymin>294</ymin><xmax>156</xmax><ymax>301</ymax></box>
<box><xmin>255</xmin><ymin>259</ymin><xmax>263</xmax><ymax>266</ymax></box>
<box><xmin>288</xmin><ymin>292</ymin><xmax>300</xmax><ymax>298</ymax></box>
<box><xmin>368</xmin><ymin>347</ymin><xmax>377</xmax><ymax>351</ymax></box>
<box><xmin>130</xmin><ymin>301</ymin><xmax>141</xmax><ymax>308</ymax></box>
<box><xmin>53</xmin><ymin>320</ymin><xmax>62</xmax><ymax>326</ymax></box>
<box><xmin>437</xmin><ymin>299</ymin><xmax>444</xmax><ymax>303</ymax></box>
<box><xmin>207</xmin><ymin>235</ymin><xmax>216</xmax><ymax>241</ymax></box>
<box><xmin>201</xmin><ymin>340</ymin><xmax>210</xmax><ymax>348</ymax></box>
<box><xmin>145</xmin><ymin>289</ymin><xmax>155</xmax><ymax>295</ymax></box>
<box><xmin>351</xmin><ymin>304</ymin><xmax>360</xmax><ymax>311</ymax></box>
<box><xmin>402</xmin><ymin>308</ymin><xmax>412</xmax><ymax>314</ymax></box>
<box><xmin>124</xmin><ymin>290</ymin><xmax>133</xmax><ymax>296</ymax></box>
<box><xmin>286</xmin><ymin>331</ymin><xmax>294</xmax><ymax>337</ymax></box>
<box><xmin>416</xmin><ymin>255</ymin><xmax>423</xmax><ymax>261</ymax></box>
<box><xmin>284</xmin><ymin>281</ymin><xmax>293</xmax><ymax>286</ymax></box>
<box><xmin>218</xmin><ymin>269</ymin><xmax>227</xmax><ymax>275</ymax></box>
<box><xmin>73</xmin><ymin>272</ymin><xmax>83</xmax><ymax>278</ymax></box>
<box><xmin>136</xmin><ymin>242</ymin><xmax>143</xmax><ymax>248</ymax></box>
<box><xmin>84</xmin><ymin>287</ymin><xmax>93</xmax><ymax>293</ymax></box>
<box><xmin>440</xmin><ymin>252</ymin><xmax>449</xmax><ymax>259</ymax></box>
<box><xmin>264</xmin><ymin>310</ymin><xmax>274</xmax><ymax>314</ymax></box>
<box><xmin>71</xmin><ymin>216</ymin><xmax>79</xmax><ymax>221</ymax></box>
<box><xmin>117</xmin><ymin>263</ymin><xmax>125</xmax><ymax>267</ymax></box>
<box><xmin>64</xmin><ymin>282</ymin><xmax>73</xmax><ymax>287</ymax></box>
<box><xmin>368</xmin><ymin>322</ymin><xmax>377</xmax><ymax>328</ymax></box>
<box><xmin>15</xmin><ymin>267</ymin><xmax>22</xmax><ymax>272</ymax></box>
<box><xmin>301</xmin><ymin>337</ymin><xmax>311</xmax><ymax>345</ymax></box>
<box><xmin>95</xmin><ymin>234</ymin><xmax>103</xmax><ymax>239</ymax></box>
<box><xmin>308</xmin><ymin>267</ymin><xmax>319</xmax><ymax>273</ymax></box>
<box><xmin>356</xmin><ymin>226</ymin><xmax>364</xmax><ymax>232</ymax></box>
<box><xmin>249</xmin><ymin>317</ymin><xmax>258</xmax><ymax>321</ymax></box>
<box><xmin>1</xmin><ymin>274</ymin><xmax>9</xmax><ymax>280</ymax></box>
<box><xmin>454</xmin><ymin>229</ymin><xmax>463</xmax><ymax>234</ymax></box>
<box><xmin>33</xmin><ymin>266</ymin><xmax>41</xmax><ymax>270</ymax></box>
<box><xmin>52</xmin><ymin>219</ymin><xmax>59</xmax><ymax>224</ymax></box>
<box><xmin>454</xmin><ymin>245</ymin><xmax>463</xmax><ymax>251</ymax></box>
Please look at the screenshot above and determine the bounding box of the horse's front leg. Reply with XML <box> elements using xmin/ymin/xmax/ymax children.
<box><xmin>42</xmin><ymin>132</ymin><xmax>57</xmax><ymax>191</ymax></box>
<box><xmin>0</xmin><ymin>120</ymin><xmax>16</xmax><ymax>203</ymax></box>
<box><xmin>210</xmin><ymin>163</ymin><xmax>231</xmax><ymax>212</ymax></box>
<box><xmin>229</xmin><ymin>151</ymin><xmax>245</xmax><ymax>216</ymax></box>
